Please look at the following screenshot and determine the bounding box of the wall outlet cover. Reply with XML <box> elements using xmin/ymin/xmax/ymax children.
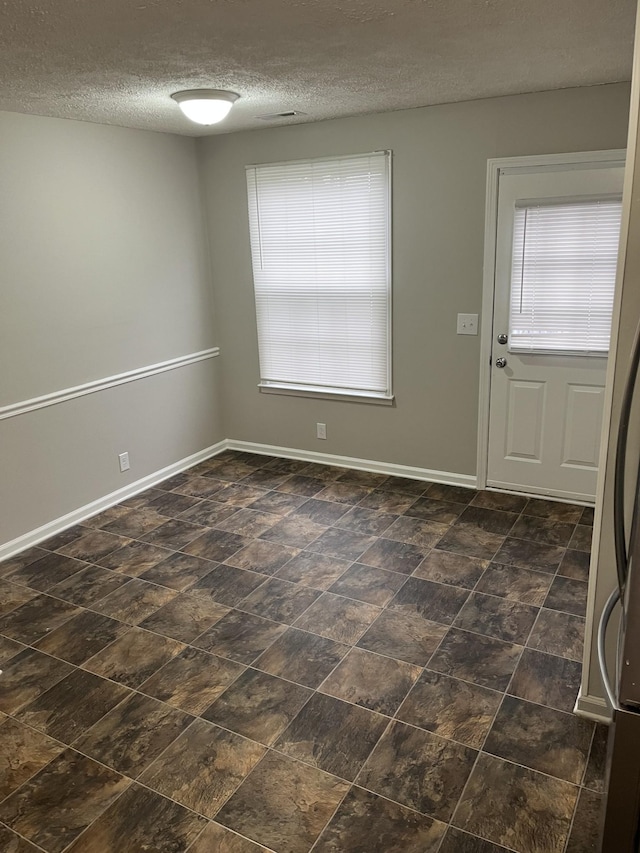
<box><xmin>118</xmin><ymin>451</ymin><xmax>130</xmax><ymax>472</ymax></box>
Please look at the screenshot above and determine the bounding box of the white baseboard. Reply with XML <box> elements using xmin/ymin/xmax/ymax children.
<box><xmin>1</xmin><ymin>437</ymin><xmax>476</xmax><ymax>563</ymax></box>
<box><xmin>0</xmin><ymin>440</ymin><xmax>229</xmax><ymax>562</ymax></box>
<box><xmin>574</xmin><ymin>691</ymin><xmax>612</xmax><ymax>724</ymax></box>
<box><xmin>226</xmin><ymin>439</ymin><xmax>478</xmax><ymax>488</ymax></box>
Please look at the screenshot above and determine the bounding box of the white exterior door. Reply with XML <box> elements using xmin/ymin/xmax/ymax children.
<box><xmin>486</xmin><ymin>160</ymin><xmax>624</xmax><ymax>503</ymax></box>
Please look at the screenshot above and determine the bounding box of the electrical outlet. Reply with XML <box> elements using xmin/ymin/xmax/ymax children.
<box><xmin>118</xmin><ymin>451</ymin><xmax>130</xmax><ymax>472</ymax></box>
<box><xmin>457</xmin><ymin>313</ymin><xmax>479</xmax><ymax>335</ymax></box>
<box><xmin>316</xmin><ymin>423</ymin><xmax>327</xmax><ymax>440</ymax></box>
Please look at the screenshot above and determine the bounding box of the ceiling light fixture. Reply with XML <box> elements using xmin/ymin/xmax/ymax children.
<box><xmin>171</xmin><ymin>89</ymin><xmax>240</xmax><ymax>125</ymax></box>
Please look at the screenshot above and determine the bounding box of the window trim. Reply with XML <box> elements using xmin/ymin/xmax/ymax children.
<box><xmin>246</xmin><ymin>150</ymin><xmax>393</xmax><ymax>403</ymax></box>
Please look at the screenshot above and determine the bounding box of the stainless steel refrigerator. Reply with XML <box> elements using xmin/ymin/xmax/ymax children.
<box><xmin>598</xmin><ymin>317</ymin><xmax>640</xmax><ymax>851</ymax></box>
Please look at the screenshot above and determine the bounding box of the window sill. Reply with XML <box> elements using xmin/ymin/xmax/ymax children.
<box><xmin>258</xmin><ymin>383</ymin><xmax>395</xmax><ymax>406</ymax></box>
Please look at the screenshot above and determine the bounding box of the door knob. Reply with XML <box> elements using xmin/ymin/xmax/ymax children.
<box><xmin>497</xmin><ymin>333</ymin><xmax>508</xmax><ymax>345</ymax></box>
<box><xmin>495</xmin><ymin>357</ymin><xmax>507</xmax><ymax>368</ymax></box>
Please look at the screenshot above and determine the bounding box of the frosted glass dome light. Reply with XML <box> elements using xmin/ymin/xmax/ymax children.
<box><xmin>171</xmin><ymin>89</ymin><xmax>240</xmax><ymax>125</ymax></box>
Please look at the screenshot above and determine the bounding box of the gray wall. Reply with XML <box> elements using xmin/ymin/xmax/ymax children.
<box><xmin>199</xmin><ymin>83</ymin><xmax>631</xmax><ymax>476</ymax></box>
<box><xmin>0</xmin><ymin>111</ymin><xmax>223</xmax><ymax>548</ymax></box>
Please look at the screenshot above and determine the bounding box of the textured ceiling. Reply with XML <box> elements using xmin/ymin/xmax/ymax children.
<box><xmin>0</xmin><ymin>0</ymin><xmax>636</xmax><ymax>136</ymax></box>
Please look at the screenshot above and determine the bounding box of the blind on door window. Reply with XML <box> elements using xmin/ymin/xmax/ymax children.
<box><xmin>509</xmin><ymin>197</ymin><xmax>622</xmax><ymax>354</ymax></box>
<box><xmin>246</xmin><ymin>151</ymin><xmax>392</xmax><ymax>398</ymax></box>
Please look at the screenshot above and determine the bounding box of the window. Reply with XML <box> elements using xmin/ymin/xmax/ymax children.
<box><xmin>246</xmin><ymin>151</ymin><xmax>392</xmax><ymax>401</ymax></box>
<box><xmin>509</xmin><ymin>197</ymin><xmax>622</xmax><ymax>354</ymax></box>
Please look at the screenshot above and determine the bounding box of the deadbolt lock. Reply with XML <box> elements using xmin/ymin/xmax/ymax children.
<box><xmin>497</xmin><ymin>333</ymin><xmax>508</xmax><ymax>345</ymax></box>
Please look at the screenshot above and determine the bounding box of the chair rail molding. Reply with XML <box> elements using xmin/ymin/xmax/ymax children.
<box><xmin>0</xmin><ymin>347</ymin><xmax>220</xmax><ymax>421</ymax></box>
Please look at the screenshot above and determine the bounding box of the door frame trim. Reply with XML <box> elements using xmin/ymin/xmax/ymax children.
<box><xmin>476</xmin><ymin>149</ymin><xmax>627</xmax><ymax>494</ymax></box>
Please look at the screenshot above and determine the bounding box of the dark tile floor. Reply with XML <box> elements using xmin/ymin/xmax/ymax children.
<box><xmin>0</xmin><ymin>450</ymin><xmax>605</xmax><ymax>853</ymax></box>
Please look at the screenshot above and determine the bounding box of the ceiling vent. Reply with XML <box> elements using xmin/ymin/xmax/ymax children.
<box><xmin>256</xmin><ymin>110</ymin><xmax>307</xmax><ymax>121</ymax></box>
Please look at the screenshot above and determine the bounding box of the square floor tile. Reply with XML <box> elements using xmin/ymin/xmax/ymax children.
<box><xmin>544</xmin><ymin>576</ymin><xmax>588</xmax><ymax>617</ymax></box>
<box><xmin>239</xmin><ymin>577</ymin><xmax>321</xmax><ymax>624</ymax></box>
<box><xmin>275</xmin><ymin>692</ymin><xmax>388</xmax><ymax>781</ymax></box>
<box><xmin>0</xmin><ymin>636</ymin><xmax>24</xmax><ymax>664</ymax></box>
<box><xmin>471</xmin><ymin>492</ymin><xmax>529</xmax><ymax>513</ymax></box>
<box><xmin>294</xmin><ymin>592</ymin><xmax>381</xmax><ymax>644</ymax></box>
<box><xmin>0</xmin><ymin>748</ymin><xmax>129</xmax><ymax>853</ymax></box>
<box><xmin>293</xmin><ymin>498</ymin><xmax>350</xmax><ymax>526</ymax></box>
<box><xmin>183</xmin><ymin>528</ymin><xmax>250</xmax><ymax>561</ymax></box>
<box><xmin>583</xmin><ymin>723</ymin><xmax>607</xmax><ymax>792</ymax></box>
<box><xmin>226</xmin><ymin>539</ymin><xmax>299</xmax><ymax>575</ymax></box>
<box><xmin>193</xmin><ymin>610</ymin><xmax>286</xmax><ymax>664</ymax></box>
<box><xmin>327</xmin><ymin>562</ymin><xmax>405</xmax><ymax>606</ymax></box>
<box><xmin>389</xmin><ymin>577</ymin><xmax>470</xmax><ymax>625</ymax></box>
<box><xmin>47</xmin><ymin>565</ymin><xmax>129</xmax><ymax>607</ymax></box>
<box><xmin>414</xmin><ymin>550</ymin><xmax>488</xmax><ymax>589</ymax></box>
<box><xmin>276</xmin><ymin>551</ymin><xmax>351</xmax><ymax>590</ymax></box>
<box><xmin>138</xmin><ymin>552</ymin><xmax>214</xmax><ymax>591</ymax></box>
<box><xmin>523</xmin><ymin>499</ymin><xmax>583</xmax><ymax>523</ymax></box>
<box><xmin>425</xmin><ymin>483</ymin><xmax>476</xmax><ymax>504</ymax></box>
<box><xmin>140</xmin><ymin>647</ymin><xmax>244</xmax><ymax>714</ymax></box>
<box><xmin>261</xmin><ymin>516</ymin><xmax>328</xmax><ymax>548</ymax></box>
<box><xmin>0</xmin><ymin>649</ymin><xmax>74</xmax><ymax>715</ymax></box>
<box><xmin>454</xmin><ymin>592</ymin><xmax>538</xmax><ymax>644</ymax></box>
<box><xmin>91</xmin><ymin>577</ymin><xmax>177</xmax><ymax>624</ymax></box>
<box><xmin>35</xmin><ymin>611</ymin><xmax>128</xmax><ymax>665</ymax></box>
<box><xmin>452</xmin><ymin>753</ymin><xmax>579</xmax><ymax>853</ymax></box>
<box><xmin>5</xmin><ymin>552</ymin><xmax>87</xmax><ymax>592</ymax></box>
<box><xmin>16</xmin><ymin>668</ymin><xmax>130</xmax><ymax>743</ymax></box>
<box><xmin>316</xmin><ymin>483</ymin><xmax>372</xmax><ymax>504</ymax></box>
<box><xmin>527</xmin><ymin>609</ymin><xmax>585</xmax><ymax>661</ymax></box>
<box><xmin>565</xmin><ymin>788</ymin><xmax>603</xmax><ymax>853</ymax></box>
<box><xmin>490</xmin><ymin>538</ymin><xmax>565</xmax><ymax>573</ymax></box>
<box><xmin>0</xmin><ymin>823</ymin><xmax>44</xmax><ymax>851</ymax></box>
<box><xmin>0</xmin><ymin>547</ymin><xmax>50</xmax><ymax>577</ymax></box>
<box><xmin>508</xmin><ymin>648</ymin><xmax>582</xmax><ymax>713</ymax></box>
<box><xmin>141</xmin><ymin>519</ymin><xmax>206</xmax><ymax>550</ymax></box>
<box><xmin>97</xmin><ymin>540</ymin><xmax>172</xmax><ymax>575</ymax></box>
<box><xmin>139</xmin><ymin>592</ymin><xmax>229</xmax><ymax>643</ymax></box>
<box><xmin>255</xmin><ymin>626</ymin><xmax>348</xmax><ymax>688</ymax></box>
<box><xmin>0</xmin><ymin>580</ymin><xmax>37</xmax><ymax>616</ymax></box>
<box><xmin>455</xmin><ymin>506</ymin><xmax>519</xmax><ymax>536</ymax></box>
<box><xmin>319</xmin><ymin>646</ymin><xmax>421</xmax><ymax>715</ymax></box>
<box><xmin>335</xmin><ymin>506</ymin><xmax>397</xmax><ymax>537</ymax></box>
<box><xmin>275</xmin><ymin>475</ymin><xmax>326</xmax><ymax>498</ymax></box>
<box><xmin>102</xmin><ymin>507</ymin><xmax>168</xmax><ymax>538</ymax></box>
<box><xmin>203</xmin><ymin>668</ymin><xmax>312</xmax><ymax>745</ymax></box>
<box><xmin>216</xmin><ymin>751</ymin><xmax>349</xmax><ymax>853</ymax></box>
<box><xmin>83</xmin><ymin>627</ymin><xmax>184</xmax><ymax>688</ymax></box>
<box><xmin>358</xmin><ymin>720</ymin><xmax>477</xmax><ymax>820</ymax></box>
<box><xmin>213</xmin><ymin>482</ymin><xmax>269</xmax><ymax>504</ymax></box>
<box><xmin>188</xmin><ymin>822</ymin><xmax>270</xmax><ymax>852</ymax></box>
<box><xmin>359</xmin><ymin>490</ymin><xmax>417</xmax><ymax>514</ymax></box>
<box><xmin>140</xmin><ymin>718</ymin><xmax>265</xmax><ymax>817</ymax></box>
<box><xmin>428</xmin><ymin>628</ymin><xmax>522</xmax><ymax>691</ymax></box>
<box><xmin>404</xmin><ymin>497</ymin><xmax>466</xmax><ymax>524</ymax></box>
<box><xmin>180</xmin><ymin>499</ymin><xmax>238</xmax><ymax>526</ymax></box>
<box><xmin>190</xmin><ymin>564</ymin><xmax>267</xmax><ymax>606</ymax></box>
<box><xmin>359</xmin><ymin>537</ymin><xmax>426</xmax><ymax>575</ymax></box>
<box><xmin>0</xmin><ymin>717</ymin><xmax>63</xmax><ymax>800</ymax></box>
<box><xmin>216</xmin><ymin>509</ymin><xmax>280</xmax><ymax>538</ymax></box>
<box><xmin>510</xmin><ymin>516</ymin><xmax>575</xmax><ymax>547</ymax></box>
<box><xmin>379</xmin><ymin>475</ymin><xmax>428</xmax><ymax>496</ymax></box>
<box><xmin>59</xmin><ymin>529</ymin><xmax>131</xmax><ymax>562</ymax></box>
<box><xmin>557</xmin><ymin>549</ymin><xmax>591</xmax><ymax>582</ymax></box>
<box><xmin>396</xmin><ymin>670</ymin><xmax>502</xmax><ymax>749</ymax></box>
<box><xmin>435</xmin><ymin>525</ymin><xmax>505</xmax><ymax>561</ymax></box>
<box><xmin>382</xmin><ymin>516</ymin><xmax>446</xmax><ymax>549</ymax></box>
<box><xmin>250</xmin><ymin>489</ymin><xmax>308</xmax><ymax>514</ymax></box>
<box><xmin>0</xmin><ymin>594</ymin><xmax>79</xmax><ymax>644</ymax></box>
<box><xmin>474</xmin><ymin>563</ymin><xmax>552</xmax><ymax>606</ymax></box>
<box><xmin>65</xmin><ymin>783</ymin><xmax>206</xmax><ymax>853</ymax></box>
<box><xmin>146</xmin><ymin>492</ymin><xmax>202</xmax><ymax>518</ymax></box>
<box><xmin>569</xmin><ymin>525</ymin><xmax>592</xmax><ymax>552</ymax></box>
<box><xmin>313</xmin><ymin>785</ymin><xmax>446</xmax><ymax>853</ymax></box>
<box><xmin>357</xmin><ymin>609</ymin><xmax>447</xmax><ymax>666</ymax></box>
<box><xmin>306</xmin><ymin>527</ymin><xmax>377</xmax><ymax>561</ymax></box>
<box><xmin>484</xmin><ymin>695</ymin><xmax>592</xmax><ymax>784</ymax></box>
<box><xmin>75</xmin><ymin>692</ymin><xmax>191</xmax><ymax>777</ymax></box>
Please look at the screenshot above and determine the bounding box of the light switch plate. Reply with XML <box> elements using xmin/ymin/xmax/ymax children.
<box><xmin>457</xmin><ymin>313</ymin><xmax>479</xmax><ymax>335</ymax></box>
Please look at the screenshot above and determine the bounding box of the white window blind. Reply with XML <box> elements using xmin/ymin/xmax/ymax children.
<box><xmin>246</xmin><ymin>151</ymin><xmax>392</xmax><ymax>399</ymax></box>
<box><xmin>509</xmin><ymin>197</ymin><xmax>622</xmax><ymax>354</ymax></box>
